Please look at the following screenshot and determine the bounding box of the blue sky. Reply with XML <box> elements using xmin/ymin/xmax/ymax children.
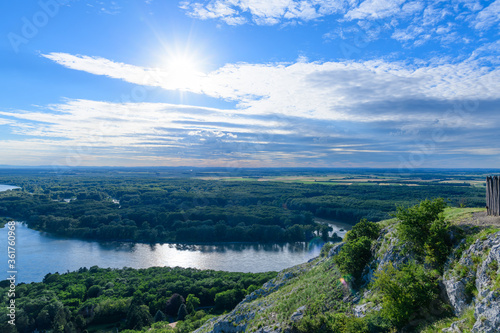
<box><xmin>1</xmin><ymin>0</ymin><xmax>499</xmax><ymax>168</ymax></box>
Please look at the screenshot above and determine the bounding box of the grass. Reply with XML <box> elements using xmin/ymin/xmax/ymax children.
<box><xmin>377</xmin><ymin>217</ymin><xmax>398</xmax><ymax>229</ymax></box>
<box><xmin>443</xmin><ymin>207</ymin><xmax>485</xmax><ymax>224</ymax></box>
<box><xmin>419</xmin><ymin>307</ymin><xmax>475</xmax><ymax>333</ymax></box>
<box><xmin>245</xmin><ymin>257</ymin><xmax>349</xmax><ymax>332</ymax></box>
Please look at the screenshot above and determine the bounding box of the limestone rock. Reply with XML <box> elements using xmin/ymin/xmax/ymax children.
<box><xmin>443</xmin><ymin>231</ymin><xmax>500</xmax><ymax>318</ymax></box>
<box><xmin>290</xmin><ymin>305</ymin><xmax>306</xmax><ymax>322</ymax></box>
<box><xmin>327</xmin><ymin>242</ymin><xmax>344</xmax><ymax>258</ymax></box>
<box><xmin>442</xmin><ymin>277</ymin><xmax>470</xmax><ymax>316</ymax></box>
<box><xmin>441</xmin><ymin>319</ymin><xmax>466</xmax><ymax>332</ymax></box>
<box><xmin>472</xmin><ymin>290</ymin><xmax>500</xmax><ymax>333</ymax></box>
<box><xmin>353</xmin><ymin>302</ymin><xmax>381</xmax><ymax>318</ymax></box>
<box><xmin>361</xmin><ymin>225</ymin><xmax>414</xmax><ymax>285</ymax></box>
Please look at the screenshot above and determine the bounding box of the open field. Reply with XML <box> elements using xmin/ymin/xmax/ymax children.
<box><xmin>196</xmin><ymin>171</ymin><xmax>490</xmax><ymax>188</ymax></box>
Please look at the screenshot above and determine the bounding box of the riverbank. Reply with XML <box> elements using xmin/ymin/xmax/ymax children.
<box><xmin>0</xmin><ymin>222</ymin><xmax>324</xmax><ymax>283</ymax></box>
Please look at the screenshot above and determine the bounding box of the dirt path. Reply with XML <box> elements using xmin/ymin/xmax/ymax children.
<box><xmin>459</xmin><ymin>211</ymin><xmax>500</xmax><ymax>228</ymax></box>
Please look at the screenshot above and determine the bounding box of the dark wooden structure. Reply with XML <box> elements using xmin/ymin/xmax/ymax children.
<box><xmin>486</xmin><ymin>176</ymin><xmax>500</xmax><ymax>216</ymax></box>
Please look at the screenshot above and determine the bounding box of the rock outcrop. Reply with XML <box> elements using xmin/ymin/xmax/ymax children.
<box><xmin>443</xmin><ymin>231</ymin><xmax>500</xmax><ymax>332</ymax></box>
<box><xmin>194</xmin><ymin>223</ymin><xmax>500</xmax><ymax>333</ymax></box>
<box><xmin>361</xmin><ymin>225</ymin><xmax>414</xmax><ymax>286</ymax></box>
<box><xmin>194</xmin><ymin>260</ymin><xmax>314</xmax><ymax>333</ymax></box>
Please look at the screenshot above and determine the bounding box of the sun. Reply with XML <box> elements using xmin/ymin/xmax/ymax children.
<box><xmin>164</xmin><ymin>54</ymin><xmax>204</xmax><ymax>90</ymax></box>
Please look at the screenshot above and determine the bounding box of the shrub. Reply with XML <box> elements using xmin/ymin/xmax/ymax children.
<box><xmin>372</xmin><ymin>262</ymin><xmax>439</xmax><ymax>329</ymax></box>
<box><xmin>320</xmin><ymin>242</ymin><xmax>335</xmax><ymax>257</ymax></box>
<box><xmin>344</xmin><ymin>219</ymin><xmax>380</xmax><ymax>242</ymax></box>
<box><xmin>294</xmin><ymin>313</ymin><xmax>369</xmax><ymax>333</ymax></box>
<box><xmin>424</xmin><ymin>215</ymin><xmax>452</xmax><ymax>269</ymax></box>
<box><xmin>396</xmin><ymin>198</ymin><xmax>446</xmax><ymax>255</ymax></box>
<box><xmin>396</xmin><ymin>198</ymin><xmax>451</xmax><ymax>268</ymax></box>
<box><xmin>333</xmin><ymin>236</ymin><xmax>372</xmax><ymax>282</ymax></box>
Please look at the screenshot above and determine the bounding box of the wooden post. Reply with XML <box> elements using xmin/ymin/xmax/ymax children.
<box><xmin>486</xmin><ymin>176</ymin><xmax>500</xmax><ymax>216</ymax></box>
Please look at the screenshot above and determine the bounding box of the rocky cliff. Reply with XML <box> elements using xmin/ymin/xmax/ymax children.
<box><xmin>194</xmin><ymin>209</ymin><xmax>500</xmax><ymax>333</ymax></box>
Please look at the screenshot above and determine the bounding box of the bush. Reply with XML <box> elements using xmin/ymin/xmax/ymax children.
<box><xmin>396</xmin><ymin>198</ymin><xmax>446</xmax><ymax>255</ymax></box>
<box><xmin>294</xmin><ymin>313</ymin><xmax>369</xmax><ymax>333</ymax></box>
<box><xmin>425</xmin><ymin>216</ymin><xmax>452</xmax><ymax>269</ymax></box>
<box><xmin>333</xmin><ymin>236</ymin><xmax>372</xmax><ymax>282</ymax></box>
<box><xmin>344</xmin><ymin>219</ymin><xmax>380</xmax><ymax>242</ymax></box>
<box><xmin>320</xmin><ymin>242</ymin><xmax>335</xmax><ymax>257</ymax></box>
<box><xmin>372</xmin><ymin>262</ymin><xmax>439</xmax><ymax>329</ymax></box>
<box><xmin>395</xmin><ymin>198</ymin><xmax>451</xmax><ymax>268</ymax></box>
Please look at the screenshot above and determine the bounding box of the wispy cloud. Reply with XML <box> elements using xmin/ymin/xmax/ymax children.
<box><xmin>3</xmin><ymin>51</ymin><xmax>500</xmax><ymax>166</ymax></box>
<box><xmin>42</xmin><ymin>52</ymin><xmax>500</xmax><ymax>122</ymax></box>
<box><xmin>3</xmin><ymin>96</ymin><xmax>499</xmax><ymax>167</ymax></box>
<box><xmin>179</xmin><ymin>0</ymin><xmax>345</xmax><ymax>25</ymax></box>
<box><xmin>344</xmin><ymin>0</ymin><xmax>406</xmax><ymax>20</ymax></box>
<box><xmin>179</xmin><ymin>0</ymin><xmax>500</xmax><ymax>48</ymax></box>
<box><xmin>474</xmin><ymin>0</ymin><xmax>500</xmax><ymax>30</ymax></box>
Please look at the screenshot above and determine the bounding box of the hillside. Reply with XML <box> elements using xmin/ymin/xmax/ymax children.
<box><xmin>187</xmin><ymin>205</ymin><xmax>500</xmax><ymax>333</ymax></box>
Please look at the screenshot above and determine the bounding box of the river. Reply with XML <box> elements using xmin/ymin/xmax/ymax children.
<box><xmin>0</xmin><ymin>185</ymin><xmax>20</xmax><ymax>192</ymax></box>
<box><xmin>0</xmin><ymin>223</ymin><xmax>333</xmax><ymax>283</ymax></box>
<box><xmin>0</xmin><ymin>185</ymin><xmax>351</xmax><ymax>283</ymax></box>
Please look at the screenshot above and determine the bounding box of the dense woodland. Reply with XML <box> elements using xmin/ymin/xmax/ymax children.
<box><xmin>0</xmin><ymin>168</ymin><xmax>493</xmax><ymax>333</ymax></box>
<box><xmin>0</xmin><ymin>168</ymin><xmax>486</xmax><ymax>243</ymax></box>
<box><xmin>0</xmin><ymin>266</ymin><xmax>276</xmax><ymax>333</ymax></box>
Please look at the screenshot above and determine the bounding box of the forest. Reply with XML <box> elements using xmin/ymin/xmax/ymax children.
<box><xmin>0</xmin><ymin>168</ymin><xmax>486</xmax><ymax>244</ymax></box>
<box><xmin>0</xmin><ymin>266</ymin><xmax>277</xmax><ymax>333</ymax></box>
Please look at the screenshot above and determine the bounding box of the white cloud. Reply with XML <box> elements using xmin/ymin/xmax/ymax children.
<box><xmin>14</xmin><ymin>52</ymin><xmax>498</xmax><ymax>166</ymax></box>
<box><xmin>0</xmin><ymin>118</ymin><xmax>13</xmax><ymax>125</ymax></box>
<box><xmin>43</xmin><ymin>52</ymin><xmax>500</xmax><ymax>123</ymax></box>
<box><xmin>345</xmin><ymin>0</ymin><xmax>405</xmax><ymax>20</ymax></box>
<box><xmin>180</xmin><ymin>0</ymin><xmax>345</xmax><ymax>25</ymax></box>
<box><xmin>180</xmin><ymin>0</ymin><xmax>499</xmax><ymax>49</ymax></box>
<box><xmin>0</xmin><ymin>100</ymin><xmax>286</xmax><ymax>145</ymax></box>
<box><xmin>474</xmin><ymin>0</ymin><xmax>500</xmax><ymax>30</ymax></box>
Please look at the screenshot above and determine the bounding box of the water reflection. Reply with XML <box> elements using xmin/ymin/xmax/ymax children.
<box><xmin>0</xmin><ymin>223</ymin><xmax>324</xmax><ymax>283</ymax></box>
<box><xmin>0</xmin><ymin>185</ymin><xmax>21</xmax><ymax>192</ymax></box>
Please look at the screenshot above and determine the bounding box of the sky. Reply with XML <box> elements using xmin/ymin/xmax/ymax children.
<box><xmin>1</xmin><ymin>0</ymin><xmax>499</xmax><ymax>169</ymax></box>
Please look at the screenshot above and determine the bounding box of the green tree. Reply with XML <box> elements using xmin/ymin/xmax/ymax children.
<box><xmin>125</xmin><ymin>304</ymin><xmax>153</xmax><ymax>330</ymax></box>
<box><xmin>333</xmin><ymin>236</ymin><xmax>372</xmax><ymax>283</ymax></box>
<box><xmin>214</xmin><ymin>289</ymin><xmax>243</xmax><ymax>310</ymax></box>
<box><xmin>177</xmin><ymin>304</ymin><xmax>188</xmax><ymax>321</ymax></box>
<box><xmin>395</xmin><ymin>198</ymin><xmax>446</xmax><ymax>255</ymax></box>
<box><xmin>425</xmin><ymin>215</ymin><xmax>452</xmax><ymax>268</ymax></box>
<box><xmin>395</xmin><ymin>198</ymin><xmax>451</xmax><ymax>268</ymax></box>
<box><xmin>154</xmin><ymin>310</ymin><xmax>167</xmax><ymax>322</ymax></box>
<box><xmin>165</xmin><ymin>293</ymin><xmax>185</xmax><ymax>317</ymax></box>
<box><xmin>343</xmin><ymin>219</ymin><xmax>380</xmax><ymax>242</ymax></box>
<box><xmin>186</xmin><ymin>294</ymin><xmax>200</xmax><ymax>313</ymax></box>
<box><xmin>372</xmin><ymin>262</ymin><xmax>439</xmax><ymax>329</ymax></box>
<box><xmin>87</xmin><ymin>285</ymin><xmax>102</xmax><ymax>298</ymax></box>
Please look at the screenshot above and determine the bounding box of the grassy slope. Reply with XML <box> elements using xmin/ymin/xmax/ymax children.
<box><xmin>142</xmin><ymin>208</ymin><xmax>498</xmax><ymax>333</ymax></box>
<box><xmin>195</xmin><ymin>208</ymin><xmax>500</xmax><ymax>333</ymax></box>
<box><xmin>247</xmin><ymin>257</ymin><xmax>349</xmax><ymax>332</ymax></box>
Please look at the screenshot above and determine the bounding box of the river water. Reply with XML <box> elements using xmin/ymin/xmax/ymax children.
<box><xmin>0</xmin><ymin>185</ymin><xmax>20</xmax><ymax>192</ymax></box>
<box><xmin>0</xmin><ymin>185</ymin><xmax>351</xmax><ymax>283</ymax></box>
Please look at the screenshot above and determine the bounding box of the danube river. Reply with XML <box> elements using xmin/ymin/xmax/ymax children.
<box><xmin>0</xmin><ymin>185</ymin><xmax>351</xmax><ymax>283</ymax></box>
